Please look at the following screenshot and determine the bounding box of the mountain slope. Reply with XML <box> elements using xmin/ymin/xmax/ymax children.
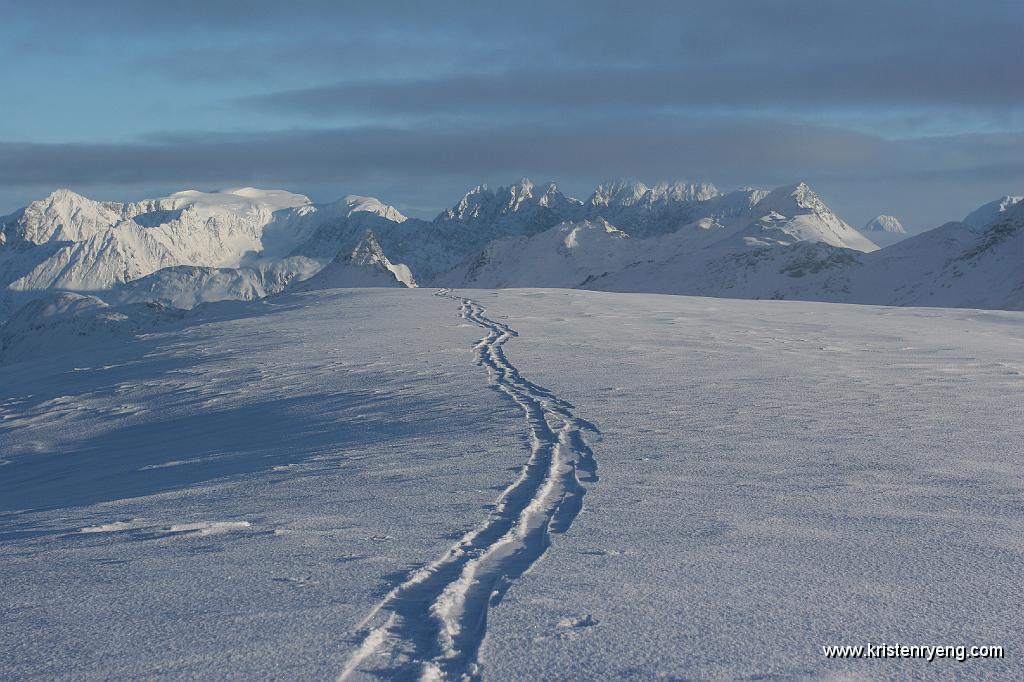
<box><xmin>744</xmin><ymin>183</ymin><xmax>878</xmax><ymax>252</ymax></box>
<box><xmin>116</xmin><ymin>257</ymin><xmax>323</xmax><ymax>309</ymax></box>
<box><xmin>448</xmin><ymin>219</ymin><xmax>633</xmax><ymax>289</ymax></box>
<box><xmin>448</xmin><ymin>182</ymin><xmax>879</xmax><ymax>298</ymax></box>
<box><xmin>962</xmin><ymin>195</ymin><xmax>1023</xmax><ymax>230</ymax></box>
<box><xmin>1</xmin><ymin>188</ymin><xmax>313</xmax><ymax>293</ymax></box>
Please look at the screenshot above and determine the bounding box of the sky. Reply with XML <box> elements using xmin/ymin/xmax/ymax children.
<box><xmin>1</xmin><ymin>0</ymin><xmax>1021</xmax><ymax>231</ymax></box>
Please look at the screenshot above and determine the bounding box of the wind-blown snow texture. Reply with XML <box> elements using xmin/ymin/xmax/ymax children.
<box><xmin>2</xmin><ymin>180</ymin><xmax>1021</xmax><ymax>317</ymax></box>
<box><xmin>1</xmin><ymin>288</ymin><xmax>1021</xmax><ymax>680</ymax></box>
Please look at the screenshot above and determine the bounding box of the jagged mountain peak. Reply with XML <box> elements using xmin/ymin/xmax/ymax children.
<box><xmin>756</xmin><ymin>182</ymin><xmax>832</xmax><ymax>217</ymax></box>
<box><xmin>588</xmin><ymin>179</ymin><xmax>720</xmax><ymax>209</ymax></box>
<box><xmin>774</xmin><ymin>181</ymin><xmax>816</xmax><ymax>205</ymax></box>
<box><xmin>588</xmin><ymin>180</ymin><xmax>649</xmax><ymax>207</ymax></box>
<box><xmin>535</xmin><ymin>181</ymin><xmax>577</xmax><ymax>208</ymax></box>
<box><xmin>437</xmin><ymin>178</ymin><xmax>569</xmax><ymax>228</ymax></box>
<box><xmin>649</xmin><ymin>180</ymin><xmax>720</xmax><ymax>203</ymax></box>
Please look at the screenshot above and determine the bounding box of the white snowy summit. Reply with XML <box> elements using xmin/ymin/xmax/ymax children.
<box><xmin>863</xmin><ymin>214</ymin><xmax>906</xmax><ymax>234</ymax></box>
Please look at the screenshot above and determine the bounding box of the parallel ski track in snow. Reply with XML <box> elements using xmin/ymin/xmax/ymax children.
<box><xmin>338</xmin><ymin>290</ymin><xmax>599</xmax><ymax>681</ymax></box>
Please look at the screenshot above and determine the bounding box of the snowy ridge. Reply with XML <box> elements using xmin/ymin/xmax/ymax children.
<box><xmin>340</xmin><ymin>290</ymin><xmax>597</xmax><ymax>681</ymax></box>
<box><xmin>2</xmin><ymin>181</ymin><xmax>1022</xmax><ymax>315</ymax></box>
<box><xmin>962</xmin><ymin>195</ymin><xmax>1023</xmax><ymax>230</ymax></box>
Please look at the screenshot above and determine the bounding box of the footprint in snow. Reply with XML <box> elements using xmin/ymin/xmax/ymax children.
<box><xmin>555</xmin><ymin>614</ymin><xmax>600</xmax><ymax>641</ymax></box>
<box><xmin>558</xmin><ymin>614</ymin><xmax>600</xmax><ymax>629</ymax></box>
<box><xmin>580</xmin><ymin>548</ymin><xmax>622</xmax><ymax>557</ymax></box>
<box><xmin>273</xmin><ymin>576</ymin><xmax>319</xmax><ymax>589</ymax></box>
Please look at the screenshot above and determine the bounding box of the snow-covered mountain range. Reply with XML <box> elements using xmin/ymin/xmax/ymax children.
<box><xmin>1</xmin><ymin>181</ymin><xmax>1021</xmax><ymax>320</ymax></box>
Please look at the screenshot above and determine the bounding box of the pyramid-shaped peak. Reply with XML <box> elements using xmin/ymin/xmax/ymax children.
<box><xmin>439</xmin><ymin>179</ymin><xmax>566</xmax><ymax>223</ymax></box>
<box><xmin>14</xmin><ymin>188</ymin><xmax>124</xmax><ymax>245</ymax></box>
<box><xmin>347</xmin><ymin>230</ymin><xmax>389</xmax><ymax>266</ymax></box>
<box><xmin>758</xmin><ymin>182</ymin><xmax>827</xmax><ymax>212</ymax></box>
<box><xmin>508</xmin><ymin>178</ymin><xmax>534</xmax><ymax>193</ymax></box>
<box><xmin>42</xmin><ymin>188</ymin><xmax>93</xmax><ymax>204</ymax></box>
<box><xmin>29</xmin><ymin>188</ymin><xmax>116</xmax><ymax>215</ymax></box>
<box><xmin>863</xmin><ymin>215</ymin><xmax>906</xmax><ymax>234</ymax></box>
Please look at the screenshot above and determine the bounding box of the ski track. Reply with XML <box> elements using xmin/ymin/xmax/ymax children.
<box><xmin>337</xmin><ymin>289</ymin><xmax>599</xmax><ymax>681</ymax></box>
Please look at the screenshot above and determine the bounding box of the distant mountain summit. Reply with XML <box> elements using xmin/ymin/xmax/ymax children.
<box><xmin>863</xmin><ymin>214</ymin><xmax>906</xmax><ymax>234</ymax></box>
<box><xmin>859</xmin><ymin>214</ymin><xmax>909</xmax><ymax>247</ymax></box>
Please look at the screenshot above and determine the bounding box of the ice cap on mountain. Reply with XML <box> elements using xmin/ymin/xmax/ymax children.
<box><xmin>342</xmin><ymin>195</ymin><xmax>407</xmax><ymax>223</ymax></box>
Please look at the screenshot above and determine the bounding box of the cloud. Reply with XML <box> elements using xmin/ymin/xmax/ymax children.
<box><xmin>239</xmin><ymin>58</ymin><xmax>1022</xmax><ymax>124</ymax></box>
<box><xmin>1</xmin><ymin>0</ymin><xmax>1021</xmax><ymax>228</ymax></box>
<box><xmin>2</xmin><ymin>122</ymin><xmax>1021</xmax><ymax>228</ymax></box>
<box><xmin>5</xmin><ymin>121</ymin><xmax>1021</xmax><ymax>185</ymax></box>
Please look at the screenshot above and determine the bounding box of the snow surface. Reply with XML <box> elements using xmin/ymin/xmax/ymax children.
<box><xmin>1</xmin><ymin>287</ymin><xmax>1021</xmax><ymax>680</ymax></box>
